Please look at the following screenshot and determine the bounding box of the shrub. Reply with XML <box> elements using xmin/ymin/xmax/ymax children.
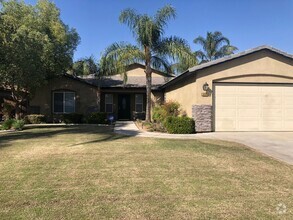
<box><xmin>152</xmin><ymin>105</ymin><xmax>167</xmax><ymax>123</ymax></box>
<box><xmin>1</xmin><ymin>102</ymin><xmax>14</xmax><ymax>120</ymax></box>
<box><xmin>12</xmin><ymin>120</ymin><xmax>25</xmax><ymax>130</ymax></box>
<box><xmin>164</xmin><ymin>116</ymin><xmax>195</xmax><ymax>134</ymax></box>
<box><xmin>1</xmin><ymin>119</ymin><xmax>15</xmax><ymax>130</ymax></box>
<box><xmin>86</xmin><ymin>112</ymin><xmax>107</xmax><ymax>124</ymax></box>
<box><xmin>163</xmin><ymin>101</ymin><xmax>180</xmax><ymax>116</ymax></box>
<box><xmin>152</xmin><ymin>101</ymin><xmax>180</xmax><ymax>123</ymax></box>
<box><xmin>25</xmin><ymin>114</ymin><xmax>46</xmax><ymax>124</ymax></box>
<box><xmin>63</xmin><ymin>113</ymin><xmax>83</xmax><ymax>124</ymax></box>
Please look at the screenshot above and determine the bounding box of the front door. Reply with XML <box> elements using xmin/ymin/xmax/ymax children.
<box><xmin>118</xmin><ymin>94</ymin><xmax>131</xmax><ymax>120</ymax></box>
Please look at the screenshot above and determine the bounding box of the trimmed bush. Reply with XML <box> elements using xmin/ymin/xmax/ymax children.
<box><xmin>164</xmin><ymin>116</ymin><xmax>195</xmax><ymax>134</ymax></box>
<box><xmin>1</xmin><ymin>119</ymin><xmax>15</xmax><ymax>130</ymax></box>
<box><xmin>63</xmin><ymin>113</ymin><xmax>83</xmax><ymax>124</ymax></box>
<box><xmin>12</xmin><ymin>120</ymin><xmax>25</xmax><ymax>130</ymax></box>
<box><xmin>86</xmin><ymin>112</ymin><xmax>107</xmax><ymax>124</ymax></box>
<box><xmin>25</xmin><ymin>114</ymin><xmax>46</xmax><ymax>124</ymax></box>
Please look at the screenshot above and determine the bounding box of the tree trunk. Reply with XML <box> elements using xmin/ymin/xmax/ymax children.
<box><xmin>15</xmin><ymin>102</ymin><xmax>21</xmax><ymax>120</ymax></box>
<box><xmin>145</xmin><ymin>65</ymin><xmax>152</xmax><ymax>122</ymax></box>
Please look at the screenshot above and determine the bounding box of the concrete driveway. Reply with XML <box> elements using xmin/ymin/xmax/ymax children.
<box><xmin>200</xmin><ymin>132</ymin><xmax>293</xmax><ymax>165</ymax></box>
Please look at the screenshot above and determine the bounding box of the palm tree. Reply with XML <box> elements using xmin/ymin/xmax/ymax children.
<box><xmin>70</xmin><ymin>56</ymin><xmax>98</xmax><ymax>77</ymax></box>
<box><xmin>194</xmin><ymin>31</ymin><xmax>238</xmax><ymax>63</ymax></box>
<box><xmin>100</xmin><ymin>5</ymin><xmax>196</xmax><ymax>122</ymax></box>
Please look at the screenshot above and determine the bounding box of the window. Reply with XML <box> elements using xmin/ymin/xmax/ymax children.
<box><xmin>105</xmin><ymin>94</ymin><xmax>113</xmax><ymax>113</ymax></box>
<box><xmin>135</xmin><ymin>94</ymin><xmax>144</xmax><ymax>112</ymax></box>
<box><xmin>53</xmin><ymin>92</ymin><xmax>75</xmax><ymax>113</ymax></box>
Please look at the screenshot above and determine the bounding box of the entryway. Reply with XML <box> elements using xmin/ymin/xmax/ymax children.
<box><xmin>118</xmin><ymin>94</ymin><xmax>131</xmax><ymax>120</ymax></box>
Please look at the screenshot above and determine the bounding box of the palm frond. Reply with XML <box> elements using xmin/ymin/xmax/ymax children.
<box><xmin>119</xmin><ymin>8</ymin><xmax>140</xmax><ymax>38</ymax></box>
<box><xmin>193</xmin><ymin>36</ymin><xmax>206</xmax><ymax>48</ymax></box>
<box><xmin>193</xmin><ymin>31</ymin><xmax>238</xmax><ymax>62</ymax></box>
<box><xmin>154</xmin><ymin>5</ymin><xmax>176</xmax><ymax>35</ymax></box>
<box><xmin>151</xmin><ymin>55</ymin><xmax>172</xmax><ymax>74</ymax></box>
<box><xmin>100</xmin><ymin>42</ymin><xmax>145</xmax><ymax>84</ymax></box>
<box><xmin>156</xmin><ymin>36</ymin><xmax>197</xmax><ymax>68</ymax></box>
<box><xmin>214</xmin><ymin>45</ymin><xmax>238</xmax><ymax>59</ymax></box>
<box><xmin>194</xmin><ymin>50</ymin><xmax>208</xmax><ymax>63</ymax></box>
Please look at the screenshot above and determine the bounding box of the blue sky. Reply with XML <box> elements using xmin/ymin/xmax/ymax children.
<box><xmin>24</xmin><ymin>0</ymin><xmax>293</xmax><ymax>61</ymax></box>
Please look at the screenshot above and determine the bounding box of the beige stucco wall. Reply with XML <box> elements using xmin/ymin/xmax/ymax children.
<box><xmin>30</xmin><ymin>76</ymin><xmax>99</xmax><ymax>118</ymax></box>
<box><xmin>165</xmin><ymin>50</ymin><xmax>293</xmax><ymax>117</ymax></box>
<box><xmin>127</xmin><ymin>66</ymin><xmax>164</xmax><ymax>78</ymax></box>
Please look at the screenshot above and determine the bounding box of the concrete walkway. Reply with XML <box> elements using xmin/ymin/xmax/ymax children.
<box><xmin>114</xmin><ymin>121</ymin><xmax>293</xmax><ymax>165</ymax></box>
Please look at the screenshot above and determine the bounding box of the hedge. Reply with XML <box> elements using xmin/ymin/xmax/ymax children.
<box><xmin>86</xmin><ymin>112</ymin><xmax>108</xmax><ymax>124</ymax></box>
<box><xmin>63</xmin><ymin>113</ymin><xmax>83</xmax><ymax>124</ymax></box>
<box><xmin>25</xmin><ymin>114</ymin><xmax>46</xmax><ymax>124</ymax></box>
<box><xmin>164</xmin><ymin>116</ymin><xmax>195</xmax><ymax>134</ymax></box>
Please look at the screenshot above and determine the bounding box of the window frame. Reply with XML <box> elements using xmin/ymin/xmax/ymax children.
<box><xmin>105</xmin><ymin>94</ymin><xmax>113</xmax><ymax>113</ymax></box>
<box><xmin>135</xmin><ymin>94</ymin><xmax>144</xmax><ymax>113</ymax></box>
<box><xmin>53</xmin><ymin>91</ymin><xmax>76</xmax><ymax>114</ymax></box>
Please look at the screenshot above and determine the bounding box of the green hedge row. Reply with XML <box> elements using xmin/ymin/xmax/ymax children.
<box><xmin>164</xmin><ymin>116</ymin><xmax>195</xmax><ymax>134</ymax></box>
<box><xmin>62</xmin><ymin>112</ymin><xmax>108</xmax><ymax>124</ymax></box>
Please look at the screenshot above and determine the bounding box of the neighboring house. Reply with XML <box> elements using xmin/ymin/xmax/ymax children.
<box><xmin>4</xmin><ymin>45</ymin><xmax>293</xmax><ymax>132</ymax></box>
<box><xmin>162</xmin><ymin>45</ymin><xmax>293</xmax><ymax>132</ymax></box>
<box><xmin>29</xmin><ymin>63</ymin><xmax>173</xmax><ymax>122</ymax></box>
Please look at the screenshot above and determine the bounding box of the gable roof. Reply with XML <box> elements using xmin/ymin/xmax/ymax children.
<box><xmin>80</xmin><ymin>63</ymin><xmax>174</xmax><ymax>89</ymax></box>
<box><xmin>161</xmin><ymin>45</ymin><xmax>293</xmax><ymax>89</ymax></box>
<box><xmin>84</xmin><ymin>75</ymin><xmax>170</xmax><ymax>89</ymax></box>
<box><xmin>127</xmin><ymin>63</ymin><xmax>174</xmax><ymax>77</ymax></box>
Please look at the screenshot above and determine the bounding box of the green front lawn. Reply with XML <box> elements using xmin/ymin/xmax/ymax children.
<box><xmin>0</xmin><ymin>125</ymin><xmax>292</xmax><ymax>219</ymax></box>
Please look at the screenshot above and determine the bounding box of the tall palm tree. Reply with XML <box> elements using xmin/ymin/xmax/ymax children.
<box><xmin>194</xmin><ymin>31</ymin><xmax>238</xmax><ymax>63</ymax></box>
<box><xmin>100</xmin><ymin>5</ymin><xmax>196</xmax><ymax>122</ymax></box>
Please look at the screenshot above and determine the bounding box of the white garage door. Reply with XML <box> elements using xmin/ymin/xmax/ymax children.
<box><xmin>215</xmin><ymin>84</ymin><xmax>293</xmax><ymax>131</ymax></box>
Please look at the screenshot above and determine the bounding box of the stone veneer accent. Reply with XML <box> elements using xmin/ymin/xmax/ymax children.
<box><xmin>192</xmin><ymin>105</ymin><xmax>212</xmax><ymax>132</ymax></box>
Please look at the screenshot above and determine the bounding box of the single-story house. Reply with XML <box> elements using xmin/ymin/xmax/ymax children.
<box><xmin>3</xmin><ymin>45</ymin><xmax>293</xmax><ymax>132</ymax></box>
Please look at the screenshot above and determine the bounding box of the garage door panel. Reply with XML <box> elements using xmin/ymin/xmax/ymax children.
<box><xmin>282</xmin><ymin>87</ymin><xmax>293</xmax><ymax>95</ymax></box>
<box><xmin>238</xmin><ymin>97</ymin><xmax>259</xmax><ymax>105</ymax></box>
<box><xmin>217</xmin><ymin>109</ymin><xmax>237</xmax><ymax>117</ymax></box>
<box><xmin>284</xmin><ymin>98</ymin><xmax>293</xmax><ymax>105</ymax></box>
<box><xmin>215</xmin><ymin>84</ymin><xmax>293</xmax><ymax>131</ymax></box>
<box><xmin>261</xmin><ymin>86</ymin><xmax>281</xmax><ymax>93</ymax></box>
<box><xmin>216</xmin><ymin>119</ymin><xmax>236</xmax><ymax>131</ymax></box>
<box><xmin>261</xmin><ymin>120</ymin><xmax>282</xmax><ymax>131</ymax></box>
<box><xmin>262</xmin><ymin>97</ymin><xmax>282</xmax><ymax>105</ymax></box>
<box><xmin>237</xmin><ymin>119</ymin><xmax>259</xmax><ymax>130</ymax></box>
<box><xmin>284</xmin><ymin>109</ymin><xmax>293</xmax><ymax>118</ymax></box>
<box><xmin>238</xmin><ymin>109</ymin><xmax>260</xmax><ymax>117</ymax></box>
<box><xmin>283</xmin><ymin>121</ymin><xmax>293</xmax><ymax>129</ymax></box>
<box><xmin>216</xmin><ymin>97</ymin><xmax>236</xmax><ymax>105</ymax></box>
<box><xmin>216</xmin><ymin>86</ymin><xmax>237</xmax><ymax>93</ymax></box>
<box><xmin>262</xmin><ymin>109</ymin><xmax>282</xmax><ymax>117</ymax></box>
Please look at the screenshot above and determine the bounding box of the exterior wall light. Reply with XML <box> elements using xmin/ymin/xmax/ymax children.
<box><xmin>202</xmin><ymin>82</ymin><xmax>211</xmax><ymax>97</ymax></box>
<box><xmin>203</xmin><ymin>82</ymin><xmax>209</xmax><ymax>91</ymax></box>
